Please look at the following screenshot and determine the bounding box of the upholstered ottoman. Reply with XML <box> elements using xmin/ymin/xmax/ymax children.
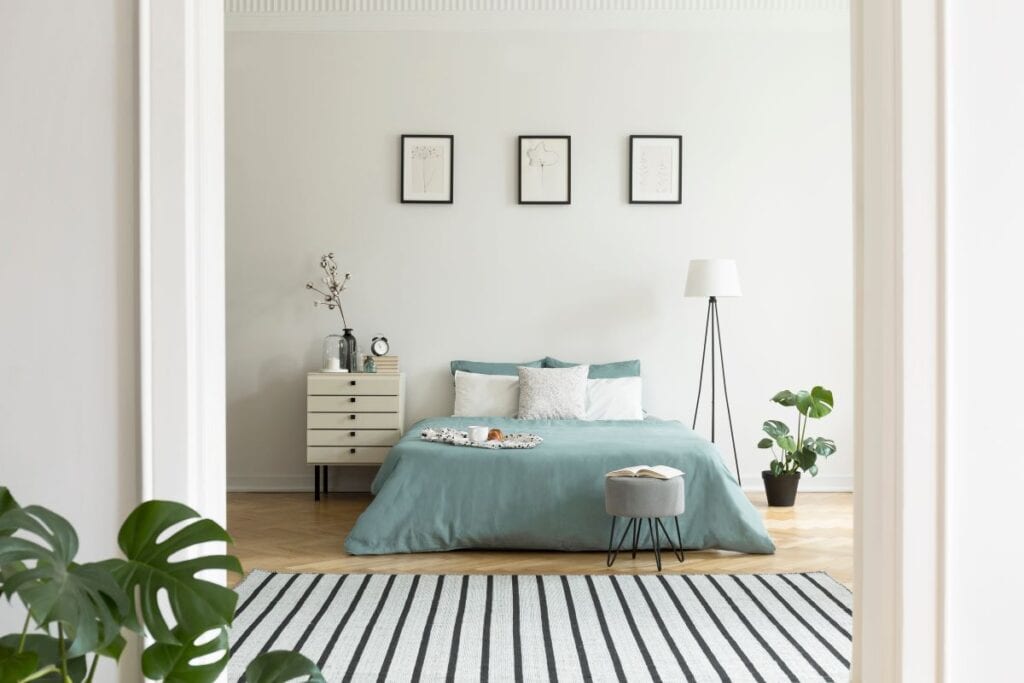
<box><xmin>605</xmin><ymin>475</ymin><xmax>685</xmax><ymax>571</ymax></box>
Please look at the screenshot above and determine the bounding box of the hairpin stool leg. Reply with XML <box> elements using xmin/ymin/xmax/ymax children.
<box><xmin>647</xmin><ymin>519</ymin><xmax>661</xmax><ymax>571</ymax></box>
<box><xmin>656</xmin><ymin>518</ymin><xmax>685</xmax><ymax>563</ymax></box>
<box><xmin>607</xmin><ymin>517</ymin><xmax>636</xmax><ymax>567</ymax></box>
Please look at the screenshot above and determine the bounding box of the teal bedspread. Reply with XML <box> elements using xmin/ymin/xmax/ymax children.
<box><xmin>344</xmin><ymin>417</ymin><xmax>775</xmax><ymax>555</ymax></box>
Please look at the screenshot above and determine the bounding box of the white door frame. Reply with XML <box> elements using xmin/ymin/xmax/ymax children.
<box><xmin>853</xmin><ymin>0</ymin><xmax>947</xmax><ymax>679</ymax></box>
<box><xmin>143</xmin><ymin>2</ymin><xmax>949</xmax><ymax>679</ymax></box>
<box><xmin>138</xmin><ymin>0</ymin><xmax>225</xmax><ymax>527</ymax></box>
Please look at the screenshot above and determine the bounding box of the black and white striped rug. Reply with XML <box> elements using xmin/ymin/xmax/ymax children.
<box><xmin>229</xmin><ymin>570</ymin><xmax>852</xmax><ymax>682</ymax></box>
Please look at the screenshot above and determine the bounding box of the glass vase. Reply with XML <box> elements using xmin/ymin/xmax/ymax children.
<box><xmin>322</xmin><ymin>334</ymin><xmax>346</xmax><ymax>372</ymax></box>
<box><xmin>342</xmin><ymin>328</ymin><xmax>358</xmax><ymax>372</ymax></box>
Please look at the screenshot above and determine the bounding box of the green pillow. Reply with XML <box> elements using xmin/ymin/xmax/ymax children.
<box><xmin>449</xmin><ymin>359</ymin><xmax>544</xmax><ymax>376</ymax></box>
<box><xmin>543</xmin><ymin>357</ymin><xmax>641</xmax><ymax>379</ymax></box>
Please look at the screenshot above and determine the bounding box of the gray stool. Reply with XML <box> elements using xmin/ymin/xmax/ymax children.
<box><xmin>605</xmin><ymin>475</ymin><xmax>685</xmax><ymax>571</ymax></box>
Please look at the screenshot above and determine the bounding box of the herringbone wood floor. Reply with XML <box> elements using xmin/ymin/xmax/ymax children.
<box><xmin>226</xmin><ymin>491</ymin><xmax>852</xmax><ymax>589</ymax></box>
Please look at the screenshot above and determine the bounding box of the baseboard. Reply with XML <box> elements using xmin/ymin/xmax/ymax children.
<box><xmin>228</xmin><ymin>473</ymin><xmax>375</xmax><ymax>493</ymax></box>
<box><xmin>742</xmin><ymin>475</ymin><xmax>853</xmax><ymax>493</ymax></box>
<box><xmin>231</xmin><ymin>473</ymin><xmax>853</xmax><ymax>494</ymax></box>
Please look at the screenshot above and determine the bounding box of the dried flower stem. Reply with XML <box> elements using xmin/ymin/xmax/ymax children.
<box><xmin>306</xmin><ymin>253</ymin><xmax>350</xmax><ymax>328</ymax></box>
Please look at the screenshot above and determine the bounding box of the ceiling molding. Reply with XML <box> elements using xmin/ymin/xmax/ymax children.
<box><xmin>226</xmin><ymin>0</ymin><xmax>848</xmax><ymax>11</ymax></box>
<box><xmin>226</xmin><ymin>0</ymin><xmax>849</xmax><ymax>32</ymax></box>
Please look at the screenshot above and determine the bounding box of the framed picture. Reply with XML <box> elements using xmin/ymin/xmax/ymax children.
<box><xmin>629</xmin><ymin>135</ymin><xmax>682</xmax><ymax>204</ymax></box>
<box><xmin>401</xmin><ymin>134</ymin><xmax>453</xmax><ymax>203</ymax></box>
<box><xmin>518</xmin><ymin>135</ymin><xmax>571</xmax><ymax>204</ymax></box>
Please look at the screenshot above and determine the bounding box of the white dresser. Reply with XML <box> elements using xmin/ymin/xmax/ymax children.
<box><xmin>306</xmin><ymin>372</ymin><xmax>406</xmax><ymax>500</ymax></box>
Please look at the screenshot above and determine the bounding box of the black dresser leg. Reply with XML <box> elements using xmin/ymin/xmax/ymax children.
<box><xmin>323</xmin><ymin>466</ymin><xmax>328</xmax><ymax>494</ymax></box>
<box><xmin>314</xmin><ymin>465</ymin><xmax>320</xmax><ymax>502</ymax></box>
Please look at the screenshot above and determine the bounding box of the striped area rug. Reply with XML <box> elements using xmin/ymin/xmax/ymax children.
<box><xmin>229</xmin><ymin>570</ymin><xmax>852</xmax><ymax>682</ymax></box>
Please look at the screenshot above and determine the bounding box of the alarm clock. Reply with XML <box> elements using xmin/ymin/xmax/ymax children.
<box><xmin>370</xmin><ymin>336</ymin><xmax>390</xmax><ymax>356</ymax></box>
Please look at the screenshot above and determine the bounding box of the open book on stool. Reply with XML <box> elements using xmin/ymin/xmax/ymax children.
<box><xmin>605</xmin><ymin>465</ymin><xmax>684</xmax><ymax>480</ymax></box>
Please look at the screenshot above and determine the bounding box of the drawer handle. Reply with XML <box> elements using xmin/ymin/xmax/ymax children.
<box><xmin>350</xmin><ymin>448</ymin><xmax>356</xmax><ymax>454</ymax></box>
<box><xmin>349</xmin><ymin>431</ymin><xmax>356</xmax><ymax>437</ymax></box>
<box><xmin>350</xmin><ymin>397</ymin><xmax>357</xmax><ymax>403</ymax></box>
<box><xmin>349</xmin><ymin>414</ymin><xmax>357</xmax><ymax>420</ymax></box>
<box><xmin>350</xmin><ymin>380</ymin><xmax>357</xmax><ymax>386</ymax></box>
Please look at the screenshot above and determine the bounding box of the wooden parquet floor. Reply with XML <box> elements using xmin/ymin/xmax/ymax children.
<box><xmin>226</xmin><ymin>491</ymin><xmax>852</xmax><ymax>589</ymax></box>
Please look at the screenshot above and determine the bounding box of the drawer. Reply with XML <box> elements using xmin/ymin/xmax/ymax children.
<box><xmin>307</xmin><ymin>395</ymin><xmax>399</xmax><ymax>413</ymax></box>
<box><xmin>307</xmin><ymin>446</ymin><xmax>391</xmax><ymax>465</ymax></box>
<box><xmin>307</xmin><ymin>374</ymin><xmax>399</xmax><ymax>396</ymax></box>
<box><xmin>307</xmin><ymin>412</ymin><xmax>401</xmax><ymax>429</ymax></box>
<box><xmin>306</xmin><ymin>429</ymin><xmax>401</xmax><ymax>447</ymax></box>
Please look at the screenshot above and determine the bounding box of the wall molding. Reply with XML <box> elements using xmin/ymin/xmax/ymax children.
<box><xmin>234</xmin><ymin>475</ymin><xmax>853</xmax><ymax>494</ymax></box>
<box><xmin>227</xmin><ymin>0</ymin><xmax>848</xmax><ymax>12</ymax></box>
<box><xmin>229</xmin><ymin>473</ymin><xmax>376</xmax><ymax>493</ymax></box>
<box><xmin>226</xmin><ymin>0</ymin><xmax>849</xmax><ymax>31</ymax></box>
<box><xmin>742</xmin><ymin>476</ymin><xmax>853</xmax><ymax>494</ymax></box>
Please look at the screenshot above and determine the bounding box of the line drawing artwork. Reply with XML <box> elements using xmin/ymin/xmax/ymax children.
<box><xmin>526</xmin><ymin>141</ymin><xmax>560</xmax><ymax>189</ymax></box>
<box><xmin>410</xmin><ymin>144</ymin><xmax>443</xmax><ymax>192</ymax></box>
<box><xmin>636</xmin><ymin>146</ymin><xmax>672</xmax><ymax>196</ymax></box>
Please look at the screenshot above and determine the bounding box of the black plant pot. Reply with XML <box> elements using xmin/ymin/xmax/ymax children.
<box><xmin>762</xmin><ymin>471</ymin><xmax>801</xmax><ymax>507</ymax></box>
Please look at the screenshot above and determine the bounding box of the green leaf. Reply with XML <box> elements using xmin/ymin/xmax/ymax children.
<box><xmin>112</xmin><ymin>501</ymin><xmax>242</xmax><ymax>645</ymax></box>
<box><xmin>790</xmin><ymin>447</ymin><xmax>818</xmax><ymax>472</ymax></box>
<box><xmin>95</xmin><ymin>632</ymin><xmax>126</xmax><ymax>661</ymax></box>
<box><xmin>769</xmin><ymin>460</ymin><xmax>784</xmax><ymax>476</ymax></box>
<box><xmin>0</xmin><ymin>507</ymin><xmax>128</xmax><ymax>657</ymax></box>
<box><xmin>141</xmin><ymin>626</ymin><xmax>229</xmax><ymax>683</ymax></box>
<box><xmin>0</xmin><ymin>635</ymin><xmax>88</xmax><ymax>683</ymax></box>
<box><xmin>774</xmin><ymin>435</ymin><xmax>797</xmax><ymax>454</ymax></box>
<box><xmin>808</xmin><ymin>464</ymin><xmax>819</xmax><ymax>477</ymax></box>
<box><xmin>0</xmin><ymin>488</ymin><xmax>18</xmax><ymax>525</ymax></box>
<box><xmin>796</xmin><ymin>386</ymin><xmax>834</xmax><ymax>419</ymax></box>
<box><xmin>244</xmin><ymin>651</ymin><xmax>326</xmax><ymax>683</ymax></box>
<box><xmin>0</xmin><ymin>644</ymin><xmax>37</xmax><ymax>682</ymax></box>
<box><xmin>761</xmin><ymin>420</ymin><xmax>790</xmax><ymax>439</ymax></box>
<box><xmin>0</xmin><ymin>506</ymin><xmax>78</xmax><ymax>567</ymax></box>
<box><xmin>756</xmin><ymin>438</ymin><xmax>774</xmax><ymax>449</ymax></box>
<box><xmin>0</xmin><ymin>488</ymin><xmax>22</xmax><ymax>599</ymax></box>
<box><xmin>804</xmin><ymin>437</ymin><xmax>837</xmax><ymax>458</ymax></box>
<box><xmin>770</xmin><ymin>390</ymin><xmax>798</xmax><ymax>407</ymax></box>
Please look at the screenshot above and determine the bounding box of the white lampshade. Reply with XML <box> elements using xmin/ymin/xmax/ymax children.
<box><xmin>684</xmin><ymin>259</ymin><xmax>742</xmax><ymax>298</ymax></box>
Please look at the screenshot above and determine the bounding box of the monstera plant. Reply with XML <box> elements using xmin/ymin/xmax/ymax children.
<box><xmin>0</xmin><ymin>487</ymin><xmax>323</xmax><ymax>683</ymax></box>
<box><xmin>756</xmin><ymin>386</ymin><xmax>838</xmax><ymax>506</ymax></box>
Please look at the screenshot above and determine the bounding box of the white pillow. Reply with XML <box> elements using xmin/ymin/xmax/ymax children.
<box><xmin>586</xmin><ymin>377</ymin><xmax>643</xmax><ymax>420</ymax></box>
<box><xmin>517</xmin><ymin>365</ymin><xmax>589</xmax><ymax>420</ymax></box>
<box><xmin>453</xmin><ymin>371</ymin><xmax>520</xmax><ymax>417</ymax></box>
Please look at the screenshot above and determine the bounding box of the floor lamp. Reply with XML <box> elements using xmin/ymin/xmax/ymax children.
<box><xmin>685</xmin><ymin>259</ymin><xmax>743</xmax><ymax>485</ymax></box>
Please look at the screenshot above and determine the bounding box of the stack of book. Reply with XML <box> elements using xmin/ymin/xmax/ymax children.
<box><xmin>372</xmin><ymin>355</ymin><xmax>400</xmax><ymax>374</ymax></box>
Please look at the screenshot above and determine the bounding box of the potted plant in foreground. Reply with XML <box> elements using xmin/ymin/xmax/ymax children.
<box><xmin>0</xmin><ymin>486</ymin><xmax>324</xmax><ymax>683</ymax></box>
<box><xmin>757</xmin><ymin>386</ymin><xmax>837</xmax><ymax>506</ymax></box>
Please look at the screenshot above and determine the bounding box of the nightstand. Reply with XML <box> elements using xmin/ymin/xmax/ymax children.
<box><xmin>306</xmin><ymin>372</ymin><xmax>406</xmax><ymax>501</ymax></box>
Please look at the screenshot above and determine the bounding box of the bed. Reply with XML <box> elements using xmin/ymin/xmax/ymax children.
<box><xmin>344</xmin><ymin>416</ymin><xmax>775</xmax><ymax>555</ymax></box>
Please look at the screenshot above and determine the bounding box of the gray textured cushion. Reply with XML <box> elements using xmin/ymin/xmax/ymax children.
<box><xmin>517</xmin><ymin>365</ymin><xmax>589</xmax><ymax>420</ymax></box>
<box><xmin>605</xmin><ymin>476</ymin><xmax>685</xmax><ymax>518</ymax></box>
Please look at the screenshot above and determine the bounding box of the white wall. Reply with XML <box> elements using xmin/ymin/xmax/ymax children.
<box><xmin>226</xmin><ymin>12</ymin><xmax>853</xmax><ymax>492</ymax></box>
<box><xmin>0</xmin><ymin>1</ymin><xmax>139</xmax><ymax>679</ymax></box>
<box><xmin>945</xmin><ymin>2</ymin><xmax>1024</xmax><ymax>679</ymax></box>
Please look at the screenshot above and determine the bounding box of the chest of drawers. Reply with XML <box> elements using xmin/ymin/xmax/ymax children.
<box><xmin>306</xmin><ymin>372</ymin><xmax>405</xmax><ymax>500</ymax></box>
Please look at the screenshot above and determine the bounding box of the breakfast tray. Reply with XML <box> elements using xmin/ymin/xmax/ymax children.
<box><xmin>420</xmin><ymin>427</ymin><xmax>543</xmax><ymax>450</ymax></box>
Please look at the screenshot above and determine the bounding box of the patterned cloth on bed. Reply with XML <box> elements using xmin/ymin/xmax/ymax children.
<box><xmin>420</xmin><ymin>426</ymin><xmax>543</xmax><ymax>449</ymax></box>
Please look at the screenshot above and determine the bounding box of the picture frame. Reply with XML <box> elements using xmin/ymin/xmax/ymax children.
<box><xmin>629</xmin><ymin>135</ymin><xmax>682</xmax><ymax>204</ymax></box>
<box><xmin>400</xmin><ymin>134</ymin><xmax>454</xmax><ymax>203</ymax></box>
<box><xmin>518</xmin><ymin>135</ymin><xmax>571</xmax><ymax>204</ymax></box>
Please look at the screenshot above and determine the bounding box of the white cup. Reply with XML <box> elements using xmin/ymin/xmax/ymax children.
<box><xmin>467</xmin><ymin>426</ymin><xmax>489</xmax><ymax>443</ymax></box>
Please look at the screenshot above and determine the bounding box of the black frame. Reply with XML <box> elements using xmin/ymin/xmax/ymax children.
<box><xmin>400</xmin><ymin>134</ymin><xmax>454</xmax><ymax>204</ymax></box>
<box><xmin>629</xmin><ymin>135</ymin><xmax>682</xmax><ymax>204</ymax></box>
<box><xmin>518</xmin><ymin>135</ymin><xmax>571</xmax><ymax>205</ymax></box>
